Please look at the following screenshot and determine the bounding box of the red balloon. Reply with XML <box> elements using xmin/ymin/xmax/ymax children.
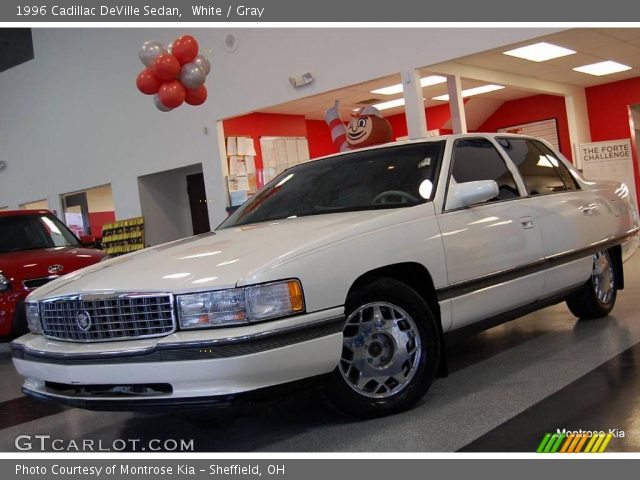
<box><xmin>136</xmin><ymin>68</ymin><xmax>162</xmax><ymax>95</ymax></box>
<box><xmin>158</xmin><ymin>80</ymin><xmax>186</xmax><ymax>109</ymax></box>
<box><xmin>172</xmin><ymin>35</ymin><xmax>199</xmax><ymax>65</ymax></box>
<box><xmin>185</xmin><ymin>85</ymin><xmax>207</xmax><ymax>106</ymax></box>
<box><xmin>153</xmin><ymin>54</ymin><xmax>180</xmax><ymax>81</ymax></box>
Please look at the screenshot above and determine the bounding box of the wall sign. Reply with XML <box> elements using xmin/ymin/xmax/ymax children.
<box><xmin>579</xmin><ymin>139</ymin><xmax>638</xmax><ymax>212</ymax></box>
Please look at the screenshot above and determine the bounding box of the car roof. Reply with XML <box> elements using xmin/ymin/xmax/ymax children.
<box><xmin>0</xmin><ymin>209</ymin><xmax>52</xmax><ymax>217</ymax></box>
<box><xmin>310</xmin><ymin>132</ymin><xmax>545</xmax><ymax>162</ymax></box>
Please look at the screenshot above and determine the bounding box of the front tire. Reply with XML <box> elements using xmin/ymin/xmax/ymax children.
<box><xmin>326</xmin><ymin>277</ymin><xmax>440</xmax><ymax>418</ymax></box>
<box><xmin>566</xmin><ymin>249</ymin><xmax>617</xmax><ymax>319</ymax></box>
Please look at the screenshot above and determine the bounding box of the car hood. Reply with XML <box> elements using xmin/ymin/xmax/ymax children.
<box><xmin>0</xmin><ymin>247</ymin><xmax>105</xmax><ymax>284</ymax></box>
<box><xmin>29</xmin><ymin>209</ymin><xmax>418</xmax><ymax>299</ymax></box>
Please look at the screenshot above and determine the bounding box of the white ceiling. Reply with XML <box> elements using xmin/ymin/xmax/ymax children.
<box><xmin>257</xmin><ymin>28</ymin><xmax>640</xmax><ymax>121</ymax></box>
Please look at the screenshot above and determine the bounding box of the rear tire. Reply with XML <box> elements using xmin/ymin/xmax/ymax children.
<box><xmin>566</xmin><ymin>249</ymin><xmax>617</xmax><ymax>319</ymax></box>
<box><xmin>326</xmin><ymin>277</ymin><xmax>440</xmax><ymax>418</ymax></box>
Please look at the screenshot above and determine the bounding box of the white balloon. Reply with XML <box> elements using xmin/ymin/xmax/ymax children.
<box><xmin>139</xmin><ymin>40</ymin><xmax>166</xmax><ymax>67</ymax></box>
<box><xmin>180</xmin><ymin>63</ymin><xmax>206</xmax><ymax>89</ymax></box>
<box><xmin>153</xmin><ymin>94</ymin><xmax>172</xmax><ymax>112</ymax></box>
<box><xmin>193</xmin><ymin>55</ymin><xmax>211</xmax><ymax>75</ymax></box>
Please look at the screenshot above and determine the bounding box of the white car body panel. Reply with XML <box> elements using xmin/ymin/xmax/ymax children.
<box><xmin>11</xmin><ymin>133</ymin><xmax>639</xmax><ymax>408</ymax></box>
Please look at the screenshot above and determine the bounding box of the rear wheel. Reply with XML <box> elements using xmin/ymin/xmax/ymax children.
<box><xmin>566</xmin><ymin>249</ymin><xmax>617</xmax><ymax>319</ymax></box>
<box><xmin>326</xmin><ymin>278</ymin><xmax>440</xmax><ymax>418</ymax></box>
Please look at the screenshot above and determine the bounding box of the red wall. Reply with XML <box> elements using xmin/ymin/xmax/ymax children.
<box><xmin>586</xmin><ymin>76</ymin><xmax>640</xmax><ymax>208</ymax></box>
<box><xmin>476</xmin><ymin>94</ymin><xmax>573</xmax><ymax>161</ymax></box>
<box><xmin>586</xmin><ymin>77</ymin><xmax>640</xmax><ymax>141</ymax></box>
<box><xmin>305</xmin><ymin>119</ymin><xmax>336</xmax><ymax>158</ymax></box>
<box><xmin>223</xmin><ymin>112</ymin><xmax>307</xmax><ymax>169</ymax></box>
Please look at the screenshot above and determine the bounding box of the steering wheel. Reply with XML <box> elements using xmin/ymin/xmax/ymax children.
<box><xmin>372</xmin><ymin>190</ymin><xmax>419</xmax><ymax>205</ymax></box>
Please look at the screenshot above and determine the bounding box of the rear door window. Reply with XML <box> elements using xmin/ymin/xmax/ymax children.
<box><xmin>496</xmin><ymin>137</ymin><xmax>576</xmax><ymax>195</ymax></box>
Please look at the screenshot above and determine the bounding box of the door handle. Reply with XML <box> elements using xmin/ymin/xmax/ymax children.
<box><xmin>520</xmin><ymin>216</ymin><xmax>534</xmax><ymax>229</ymax></box>
<box><xmin>579</xmin><ymin>203</ymin><xmax>598</xmax><ymax>215</ymax></box>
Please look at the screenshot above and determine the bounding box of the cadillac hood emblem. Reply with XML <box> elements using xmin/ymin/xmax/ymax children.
<box><xmin>76</xmin><ymin>311</ymin><xmax>92</xmax><ymax>332</ymax></box>
<box><xmin>47</xmin><ymin>264</ymin><xmax>64</xmax><ymax>274</ymax></box>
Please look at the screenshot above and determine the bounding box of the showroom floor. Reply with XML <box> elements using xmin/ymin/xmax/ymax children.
<box><xmin>1</xmin><ymin>256</ymin><xmax>640</xmax><ymax>452</ymax></box>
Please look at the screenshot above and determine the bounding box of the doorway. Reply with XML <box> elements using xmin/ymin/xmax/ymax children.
<box><xmin>62</xmin><ymin>192</ymin><xmax>90</xmax><ymax>237</ymax></box>
<box><xmin>632</xmin><ymin>105</ymin><xmax>640</xmax><ymax>166</ymax></box>
<box><xmin>186</xmin><ymin>173</ymin><xmax>211</xmax><ymax>235</ymax></box>
<box><xmin>60</xmin><ymin>184</ymin><xmax>116</xmax><ymax>240</ymax></box>
<box><xmin>138</xmin><ymin>163</ymin><xmax>210</xmax><ymax>247</ymax></box>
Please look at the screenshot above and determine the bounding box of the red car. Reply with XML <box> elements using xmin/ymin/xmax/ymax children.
<box><xmin>0</xmin><ymin>210</ymin><xmax>106</xmax><ymax>338</ymax></box>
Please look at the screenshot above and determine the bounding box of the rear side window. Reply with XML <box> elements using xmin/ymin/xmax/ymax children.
<box><xmin>531</xmin><ymin>140</ymin><xmax>579</xmax><ymax>191</ymax></box>
<box><xmin>497</xmin><ymin>138</ymin><xmax>578</xmax><ymax>195</ymax></box>
<box><xmin>449</xmin><ymin>138</ymin><xmax>520</xmax><ymax>203</ymax></box>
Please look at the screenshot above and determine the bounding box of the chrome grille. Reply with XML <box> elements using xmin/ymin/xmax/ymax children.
<box><xmin>39</xmin><ymin>293</ymin><xmax>176</xmax><ymax>342</ymax></box>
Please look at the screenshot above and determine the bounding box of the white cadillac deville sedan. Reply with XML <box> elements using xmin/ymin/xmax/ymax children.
<box><xmin>12</xmin><ymin>134</ymin><xmax>639</xmax><ymax>418</ymax></box>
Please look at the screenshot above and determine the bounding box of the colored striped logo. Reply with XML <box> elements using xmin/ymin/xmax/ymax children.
<box><xmin>536</xmin><ymin>432</ymin><xmax>613</xmax><ymax>453</ymax></box>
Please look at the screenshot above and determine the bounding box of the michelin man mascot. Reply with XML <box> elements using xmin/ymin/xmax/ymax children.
<box><xmin>324</xmin><ymin>100</ymin><xmax>393</xmax><ymax>152</ymax></box>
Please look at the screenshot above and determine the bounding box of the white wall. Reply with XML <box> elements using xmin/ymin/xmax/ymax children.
<box><xmin>0</xmin><ymin>28</ymin><xmax>559</xmax><ymax>228</ymax></box>
<box><xmin>138</xmin><ymin>163</ymin><xmax>202</xmax><ymax>246</ymax></box>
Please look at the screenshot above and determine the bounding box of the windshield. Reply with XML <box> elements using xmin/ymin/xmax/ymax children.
<box><xmin>220</xmin><ymin>141</ymin><xmax>445</xmax><ymax>228</ymax></box>
<box><xmin>0</xmin><ymin>214</ymin><xmax>81</xmax><ymax>254</ymax></box>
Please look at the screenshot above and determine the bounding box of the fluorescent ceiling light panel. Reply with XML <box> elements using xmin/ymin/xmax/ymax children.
<box><xmin>502</xmin><ymin>42</ymin><xmax>576</xmax><ymax>62</ymax></box>
<box><xmin>371</xmin><ymin>75</ymin><xmax>447</xmax><ymax>95</ymax></box>
<box><xmin>432</xmin><ymin>84</ymin><xmax>505</xmax><ymax>101</ymax></box>
<box><xmin>573</xmin><ymin>60</ymin><xmax>632</xmax><ymax>76</ymax></box>
<box><xmin>371</xmin><ymin>98</ymin><xmax>406</xmax><ymax>110</ymax></box>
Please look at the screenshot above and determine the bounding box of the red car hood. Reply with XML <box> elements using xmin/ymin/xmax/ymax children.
<box><xmin>0</xmin><ymin>247</ymin><xmax>105</xmax><ymax>284</ymax></box>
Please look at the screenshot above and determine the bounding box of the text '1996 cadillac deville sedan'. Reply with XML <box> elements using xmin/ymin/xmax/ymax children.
<box><xmin>11</xmin><ymin>134</ymin><xmax>640</xmax><ymax>418</ymax></box>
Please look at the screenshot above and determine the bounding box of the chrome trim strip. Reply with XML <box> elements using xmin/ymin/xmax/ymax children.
<box><xmin>437</xmin><ymin>228</ymin><xmax>639</xmax><ymax>301</ymax></box>
<box><xmin>12</xmin><ymin>310</ymin><xmax>345</xmax><ymax>360</ymax></box>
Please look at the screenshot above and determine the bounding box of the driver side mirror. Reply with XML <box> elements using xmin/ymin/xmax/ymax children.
<box><xmin>79</xmin><ymin>234</ymin><xmax>96</xmax><ymax>248</ymax></box>
<box><xmin>446</xmin><ymin>180</ymin><xmax>499</xmax><ymax>210</ymax></box>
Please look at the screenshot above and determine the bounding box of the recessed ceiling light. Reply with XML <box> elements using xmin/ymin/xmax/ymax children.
<box><xmin>371</xmin><ymin>98</ymin><xmax>406</xmax><ymax>110</ymax></box>
<box><xmin>573</xmin><ymin>60</ymin><xmax>632</xmax><ymax>76</ymax></box>
<box><xmin>502</xmin><ymin>42</ymin><xmax>576</xmax><ymax>62</ymax></box>
<box><xmin>371</xmin><ymin>75</ymin><xmax>447</xmax><ymax>95</ymax></box>
<box><xmin>432</xmin><ymin>84</ymin><xmax>505</xmax><ymax>101</ymax></box>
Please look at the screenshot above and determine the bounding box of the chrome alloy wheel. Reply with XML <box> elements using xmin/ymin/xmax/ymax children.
<box><xmin>339</xmin><ymin>302</ymin><xmax>422</xmax><ymax>398</ymax></box>
<box><xmin>592</xmin><ymin>251</ymin><xmax>615</xmax><ymax>304</ymax></box>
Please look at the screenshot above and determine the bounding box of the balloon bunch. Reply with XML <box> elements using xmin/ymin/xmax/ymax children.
<box><xmin>135</xmin><ymin>35</ymin><xmax>211</xmax><ymax>112</ymax></box>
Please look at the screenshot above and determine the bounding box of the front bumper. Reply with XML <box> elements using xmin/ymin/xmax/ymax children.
<box><xmin>11</xmin><ymin>307</ymin><xmax>344</xmax><ymax>410</ymax></box>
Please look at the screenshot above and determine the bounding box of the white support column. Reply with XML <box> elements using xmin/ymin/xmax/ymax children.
<box><xmin>202</xmin><ymin>120</ymin><xmax>232</xmax><ymax>227</ymax></box>
<box><xmin>401</xmin><ymin>70</ymin><xmax>427</xmax><ymax>139</ymax></box>
<box><xmin>564</xmin><ymin>91</ymin><xmax>591</xmax><ymax>170</ymax></box>
<box><xmin>446</xmin><ymin>75</ymin><xmax>467</xmax><ymax>134</ymax></box>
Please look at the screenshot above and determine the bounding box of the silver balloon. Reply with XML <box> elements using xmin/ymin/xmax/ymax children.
<box><xmin>179</xmin><ymin>63</ymin><xmax>206</xmax><ymax>89</ymax></box>
<box><xmin>138</xmin><ymin>40</ymin><xmax>166</xmax><ymax>67</ymax></box>
<box><xmin>167</xmin><ymin>42</ymin><xmax>173</xmax><ymax>54</ymax></box>
<box><xmin>193</xmin><ymin>55</ymin><xmax>211</xmax><ymax>75</ymax></box>
<box><xmin>153</xmin><ymin>94</ymin><xmax>172</xmax><ymax>112</ymax></box>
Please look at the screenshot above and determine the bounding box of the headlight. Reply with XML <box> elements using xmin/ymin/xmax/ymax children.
<box><xmin>0</xmin><ymin>273</ymin><xmax>10</xmax><ymax>292</ymax></box>
<box><xmin>26</xmin><ymin>302</ymin><xmax>42</xmax><ymax>334</ymax></box>
<box><xmin>177</xmin><ymin>279</ymin><xmax>305</xmax><ymax>329</ymax></box>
